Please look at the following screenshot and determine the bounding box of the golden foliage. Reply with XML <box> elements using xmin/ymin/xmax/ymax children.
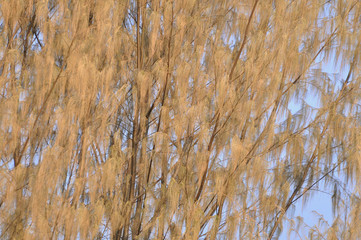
<box><xmin>0</xmin><ymin>0</ymin><xmax>360</xmax><ymax>239</ymax></box>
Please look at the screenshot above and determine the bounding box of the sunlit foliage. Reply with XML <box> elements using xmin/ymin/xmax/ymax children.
<box><xmin>0</xmin><ymin>0</ymin><xmax>360</xmax><ymax>239</ymax></box>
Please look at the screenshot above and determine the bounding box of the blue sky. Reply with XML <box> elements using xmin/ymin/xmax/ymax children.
<box><xmin>279</xmin><ymin>52</ymin><xmax>350</xmax><ymax>239</ymax></box>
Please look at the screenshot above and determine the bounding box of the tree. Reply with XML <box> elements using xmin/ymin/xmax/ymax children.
<box><xmin>0</xmin><ymin>0</ymin><xmax>360</xmax><ymax>239</ymax></box>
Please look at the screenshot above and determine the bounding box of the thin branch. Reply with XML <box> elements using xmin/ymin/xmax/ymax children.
<box><xmin>229</xmin><ymin>0</ymin><xmax>259</xmax><ymax>81</ymax></box>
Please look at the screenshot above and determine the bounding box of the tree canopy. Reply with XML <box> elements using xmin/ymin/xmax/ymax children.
<box><xmin>0</xmin><ymin>0</ymin><xmax>360</xmax><ymax>239</ymax></box>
